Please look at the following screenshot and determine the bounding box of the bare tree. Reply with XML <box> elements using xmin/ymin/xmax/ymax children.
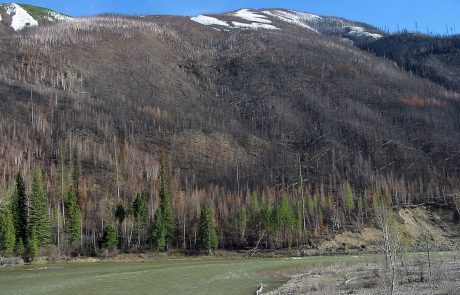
<box><xmin>374</xmin><ymin>195</ymin><xmax>403</xmax><ymax>295</ymax></box>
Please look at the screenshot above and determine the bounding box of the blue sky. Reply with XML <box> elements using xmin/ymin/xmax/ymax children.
<box><xmin>19</xmin><ymin>0</ymin><xmax>459</xmax><ymax>35</ymax></box>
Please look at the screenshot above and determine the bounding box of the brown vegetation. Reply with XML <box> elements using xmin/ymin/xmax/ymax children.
<box><xmin>0</xmin><ymin>13</ymin><xmax>459</xmax><ymax>253</ymax></box>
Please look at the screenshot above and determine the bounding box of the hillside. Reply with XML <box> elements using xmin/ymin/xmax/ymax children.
<box><xmin>0</xmin><ymin>7</ymin><xmax>459</xmax><ymax>252</ymax></box>
<box><xmin>0</xmin><ymin>3</ymin><xmax>70</xmax><ymax>31</ymax></box>
<box><xmin>360</xmin><ymin>33</ymin><xmax>460</xmax><ymax>92</ymax></box>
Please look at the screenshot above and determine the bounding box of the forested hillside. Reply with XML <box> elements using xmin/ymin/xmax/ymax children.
<box><xmin>0</xmin><ymin>9</ymin><xmax>459</xmax><ymax>257</ymax></box>
<box><xmin>361</xmin><ymin>33</ymin><xmax>460</xmax><ymax>92</ymax></box>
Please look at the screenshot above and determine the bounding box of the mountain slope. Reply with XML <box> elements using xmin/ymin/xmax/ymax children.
<box><xmin>0</xmin><ymin>11</ymin><xmax>459</xmax><ymax>205</ymax></box>
<box><xmin>0</xmin><ymin>6</ymin><xmax>459</xmax><ymax>251</ymax></box>
<box><xmin>0</xmin><ymin>3</ymin><xmax>71</xmax><ymax>31</ymax></box>
<box><xmin>360</xmin><ymin>33</ymin><xmax>460</xmax><ymax>92</ymax></box>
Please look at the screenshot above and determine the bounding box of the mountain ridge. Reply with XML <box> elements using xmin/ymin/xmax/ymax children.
<box><xmin>191</xmin><ymin>8</ymin><xmax>385</xmax><ymax>45</ymax></box>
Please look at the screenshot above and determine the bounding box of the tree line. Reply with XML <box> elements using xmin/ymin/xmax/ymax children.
<box><xmin>0</xmin><ymin>158</ymin><xmax>220</xmax><ymax>260</ymax></box>
<box><xmin>3</xmin><ymin>151</ymin><xmax>454</xmax><ymax>261</ymax></box>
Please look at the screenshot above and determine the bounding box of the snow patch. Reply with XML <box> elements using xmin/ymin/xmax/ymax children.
<box><xmin>263</xmin><ymin>10</ymin><xmax>319</xmax><ymax>32</ymax></box>
<box><xmin>47</xmin><ymin>11</ymin><xmax>72</xmax><ymax>22</ymax></box>
<box><xmin>231</xmin><ymin>9</ymin><xmax>272</xmax><ymax>24</ymax></box>
<box><xmin>191</xmin><ymin>15</ymin><xmax>229</xmax><ymax>27</ymax></box>
<box><xmin>345</xmin><ymin>26</ymin><xmax>382</xmax><ymax>39</ymax></box>
<box><xmin>279</xmin><ymin>10</ymin><xmax>322</xmax><ymax>22</ymax></box>
<box><xmin>232</xmin><ymin>21</ymin><xmax>279</xmax><ymax>30</ymax></box>
<box><xmin>4</xmin><ymin>3</ymin><xmax>38</xmax><ymax>31</ymax></box>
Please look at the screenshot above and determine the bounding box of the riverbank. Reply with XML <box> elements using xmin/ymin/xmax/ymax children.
<box><xmin>265</xmin><ymin>252</ymin><xmax>460</xmax><ymax>295</ymax></box>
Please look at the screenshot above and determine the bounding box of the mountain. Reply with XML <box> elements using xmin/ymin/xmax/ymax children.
<box><xmin>0</xmin><ymin>6</ymin><xmax>459</xmax><ymax>249</ymax></box>
<box><xmin>0</xmin><ymin>3</ymin><xmax>71</xmax><ymax>31</ymax></box>
<box><xmin>359</xmin><ymin>33</ymin><xmax>460</xmax><ymax>92</ymax></box>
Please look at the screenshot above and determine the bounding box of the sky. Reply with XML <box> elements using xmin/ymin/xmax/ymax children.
<box><xmin>17</xmin><ymin>0</ymin><xmax>459</xmax><ymax>35</ymax></box>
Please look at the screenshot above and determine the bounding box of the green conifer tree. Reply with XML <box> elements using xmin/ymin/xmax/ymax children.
<box><xmin>198</xmin><ymin>206</ymin><xmax>218</xmax><ymax>254</ymax></box>
<box><xmin>151</xmin><ymin>208</ymin><xmax>166</xmax><ymax>251</ymax></box>
<box><xmin>101</xmin><ymin>223</ymin><xmax>118</xmax><ymax>250</ymax></box>
<box><xmin>0</xmin><ymin>208</ymin><xmax>16</xmax><ymax>256</ymax></box>
<box><xmin>11</xmin><ymin>171</ymin><xmax>28</xmax><ymax>247</ymax></box>
<box><xmin>26</xmin><ymin>228</ymin><xmax>39</xmax><ymax>262</ymax></box>
<box><xmin>115</xmin><ymin>203</ymin><xmax>126</xmax><ymax>225</ymax></box>
<box><xmin>260</xmin><ymin>205</ymin><xmax>275</xmax><ymax>237</ymax></box>
<box><xmin>30</xmin><ymin>169</ymin><xmax>50</xmax><ymax>246</ymax></box>
<box><xmin>343</xmin><ymin>181</ymin><xmax>355</xmax><ymax>222</ymax></box>
<box><xmin>132</xmin><ymin>192</ymin><xmax>149</xmax><ymax>245</ymax></box>
<box><xmin>274</xmin><ymin>196</ymin><xmax>295</xmax><ymax>247</ymax></box>
<box><xmin>66</xmin><ymin>190</ymin><xmax>81</xmax><ymax>246</ymax></box>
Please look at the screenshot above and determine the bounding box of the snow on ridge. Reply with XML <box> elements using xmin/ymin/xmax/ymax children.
<box><xmin>47</xmin><ymin>11</ymin><xmax>72</xmax><ymax>22</ymax></box>
<box><xmin>231</xmin><ymin>9</ymin><xmax>272</xmax><ymax>24</ymax></box>
<box><xmin>191</xmin><ymin>12</ymin><xmax>279</xmax><ymax>31</ymax></box>
<box><xmin>345</xmin><ymin>26</ymin><xmax>382</xmax><ymax>39</ymax></box>
<box><xmin>285</xmin><ymin>10</ymin><xmax>322</xmax><ymax>22</ymax></box>
<box><xmin>5</xmin><ymin>3</ymin><xmax>38</xmax><ymax>31</ymax></box>
<box><xmin>232</xmin><ymin>21</ymin><xmax>279</xmax><ymax>30</ymax></box>
<box><xmin>191</xmin><ymin>15</ymin><xmax>229</xmax><ymax>27</ymax></box>
<box><xmin>263</xmin><ymin>10</ymin><xmax>318</xmax><ymax>32</ymax></box>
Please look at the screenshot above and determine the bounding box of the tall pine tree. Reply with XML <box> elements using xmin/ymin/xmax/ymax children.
<box><xmin>274</xmin><ymin>196</ymin><xmax>295</xmax><ymax>247</ymax></box>
<box><xmin>26</xmin><ymin>227</ymin><xmax>39</xmax><ymax>262</ymax></box>
<box><xmin>150</xmin><ymin>160</ymin><xmax>174</xmax><ymax>251</ymax></box>
<box><xmin>151</xmin><ymin>208</ymin><xmax>166</xmax><ymax>251</ymax></box>
<box><xmin>66</xmin><ymin>190</ymin><xmax>81</xmax><ymax>246</ymax></box>
<box><xmin>29</xmin><ymin>168</ymin><xmax>51</xmax><ymax>246</ymax></box>
<box><xmin>11</xmin><ymin>171</ymin><xmax>28</xmax><ymax>247</ymax></box>
<box><xmin>198</xmin><ymin>206</ymin><xmax>218</xmax><ymax>254</ymax></box>
<box><xmin>0</xmin><ymin>207</ymin><xmax>16</xmax><ymax>256</ymax></box>
<box><xmin>101</xmin><ymin>223</ymin><xmax>117</xmax><ymax>251</ymax></box>
<box><xmin>132</xmin><ymin>192</ymin><xmax>149</xmax><ymax>246</ymax></box>
<box><xmin>343</xmin><ymin>181</ymin><xmax>355</xmax><ymax>222</ymax></box>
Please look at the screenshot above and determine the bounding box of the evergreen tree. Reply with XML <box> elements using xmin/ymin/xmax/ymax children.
<box><xmin>29</xmin><ymin>169</ymin><xmax>50</xmax><ymax>246</ymax></box>
<box><xmin>0</xmin><ymin>208</ymin><xmax>16</xmax><ymax>256</ymax></box>
<box><xmin>159</xmin><ymin>162</ymin><xmax>173</xmax><ymax>240</ymax></box>
<box><xmin>115</xmin><ymin>202</ymin><xmax>126</xmax><ymax>225</ymax></box>
<box><xmin>260</xmin><ymin>205</ymin><xmax>276</xmax><ymax>241</ymax></box>
<box><xmin>26</xmin><ymin>228</ymin><xmax>39</xmax><ymax>262</ymax></box>
<box><xmin>132</xmin><ymin>192</ymin><xmax>149</xmax><ymax>245</ymax></box>
<box><xmin>343</xmin><ymin>181</ymin><xmax>355</xmax><ymax>222</ymax></box>
<box><xmin>114</xmin><ymin>202</ymin><xmax>126</xmax><ymax>249</ymax></box>
<box><xmin>101</xmin><ymin>223</ymin><xmax>117</xmax><ymax>250</ymax></box>
<box><xmin>66</xmin><ymin>190</ymin><xmax>81</xmax><ymax>246</ymax></box>
<box><xmin>274</xmin><ymin>196</ymin><xmax>295</xmax><ymax>247</ymax></box>
<box><xmin>151</xmin><ymin>208</ymin><xmax>166</xmax><ymax>251</ymax></box>
<box><xmin>198</xmin><ymin>206</ymin><xmax>218</xmax><ymax>254</ymax></box>
<box><xmin>149</xmin><ymin>160</ymin><xmax>174</xmax><ymax>251</ymax></box>
<box><xmin>15</xmin><ymin>238</ymin><xmax>25</xmax><ymax>256</ymax></box>
<box><xmin>275</xmin><ymin>196</ymin><xmax>295</xmax><ymax>229</ymax></box>
<box><xmin>11</xmin><ymin>171</ymin><xmax>28</xmax><ymax>247</ymax></box>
